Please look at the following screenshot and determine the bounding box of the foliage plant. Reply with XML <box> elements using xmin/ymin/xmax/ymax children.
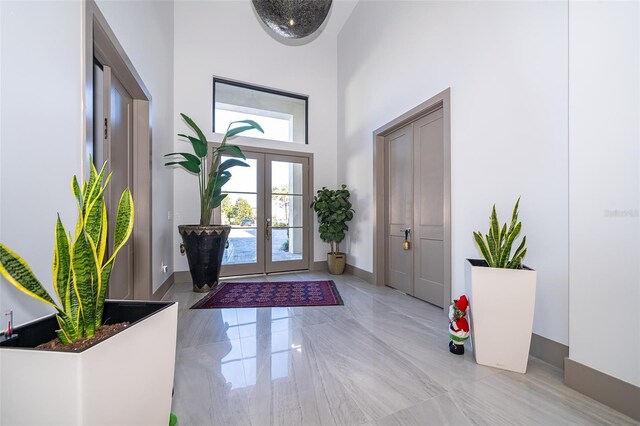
<box><xmin>473</xmin><ymin>197</ymin><xmax>527</xmax><ymax>269</ymax></box>
<box><xmin>222</xmin><ymin>197</ymin><xmax>253</xmax><ymax>226</ymax></box>
<box><xmin>0</xmin><ymin>161</ymin><xmax>134</xmax><ymax>344</ymax></box>
<box><xmin>310</xmin><ymin>185</ymin><xmax>355</xmax><ymax>254</ymax></box>
<box><xmin>165</xmin><ymin>114</ymin><xmax>263</xmax><ymax>226</ymax></box>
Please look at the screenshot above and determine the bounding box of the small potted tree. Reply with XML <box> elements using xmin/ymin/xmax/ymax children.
<box><xmin>0</xmin><ymin>161</ymin><xmax>178</xmax><ymax>424</ymax></box>
<box><xmin>166</xmin><ymin>114</ymin><xmax>262</xmax><ymax>292</ymax></box>
<box><xmin>311</xmin><ymin>185</ymin><xmax>355</xmax><ymax>275</ymax></box>
<box><xmin>465</xmin><ymin>197</ymin><xmax>537</xmax><ymax>373</ymax></box>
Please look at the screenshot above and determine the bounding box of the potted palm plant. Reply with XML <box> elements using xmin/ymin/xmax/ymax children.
<box><xmin>0</xmin><ymin>161</ymin><xmax>178</xmax><ymax>425</ymax></box>
<box><xmin>166</xmin><ymin>114</ymin><xmax>262</xmax><ymax>292</ymax></box>
<box><xmin>311</xmin><ymin>185</ymin><xmax>355</xmax><ymax>275</ymax></box>
<box><xmin>465</xmin><ymin>197</ymin><xmax>537</xmax><ymax>373</ymax></box>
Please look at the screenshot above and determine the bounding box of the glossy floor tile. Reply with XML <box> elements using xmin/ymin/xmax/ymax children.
<box><xmin>166</xmin><ymin>272</ymin><xmax>638</xmax><ymax>426</ymax></box>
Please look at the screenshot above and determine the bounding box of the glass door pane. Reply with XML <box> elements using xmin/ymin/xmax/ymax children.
<box><xmin>266</xmin><ymin>156</ymin><xmax>309</xmax><ymax>272</ymax></box>
<box><xmin>219</xmin><ymin>154</ymin><xmax>264</xmax><ymax>276</ymax></box>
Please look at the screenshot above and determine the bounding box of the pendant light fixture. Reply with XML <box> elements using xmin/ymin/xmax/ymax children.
<box><xmin>252</xmin><ymin>0</ymin><xmax>333</xmax><ymax>40</ymax></box>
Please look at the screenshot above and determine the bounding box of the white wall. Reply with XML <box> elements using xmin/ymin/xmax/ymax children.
<box><xmin>338</xmin><ymin>1</ymin><xmax>569</xmax><ymax>344</ymax></box>
<box><xmin>0</xmin><ymin>1</ymin><xmax>83</xmax><ymax>326</ymax></box>
<box><xmin>569</xmin><ymin>0</ymin><xmax>640</xmax><ymax>386</ymax></box>
<box><xmin>0</xmin><ymin>0</ymin><xmax>175</xmax><ymax>328</ymax></box>
<box><xmin>94</xmin><ymin>0</ymin><xmax>175</xmax><ymax>292</ymax></box>
<box><xmin>172</xmin><ymin>0</ymin><xmax>339</xmax><ymax>271</ymax></box>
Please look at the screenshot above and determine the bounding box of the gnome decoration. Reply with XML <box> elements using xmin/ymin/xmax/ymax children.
<box><xmin>448</xmin><ymin>295</ymin><xmax>470</xmax><ymax>355</ymax></box>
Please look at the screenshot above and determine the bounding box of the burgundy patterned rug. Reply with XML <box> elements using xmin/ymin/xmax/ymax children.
<box><xmin>190</xmin><ymin>280</ymin><xmax>344</xmax><ymax>309</ymax></box>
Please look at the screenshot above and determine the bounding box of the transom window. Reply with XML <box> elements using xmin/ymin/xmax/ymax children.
<box><xmin>213</xmin><ymin>78</ymin><xmax>308</xmax><ymax>144</ymax></box>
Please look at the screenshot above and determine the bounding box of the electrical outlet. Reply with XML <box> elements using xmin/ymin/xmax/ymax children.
<box><xmin>161</xmin><ymin>263</ymin><xmax>168</xmax><ymax>274</ymax></box>
<box><xmin>167</xmin><ymin>211</ymin><xmax>172</xmax><ymax>221</ymax></box>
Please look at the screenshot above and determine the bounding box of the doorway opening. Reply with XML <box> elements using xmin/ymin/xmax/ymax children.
<box><xmin>214</xmin><ymin>146</ymin><xmax>313</xmax><ymax>277</ymax></box>
<box><xmin>373</xmin><ymin>89</ymin><xmax>451</xmax><ymax>308</ymax></box>
<box><xmin>84</xmin><ymin>2</ymin><xmax>153</xmax><ymax>300</ymax></box>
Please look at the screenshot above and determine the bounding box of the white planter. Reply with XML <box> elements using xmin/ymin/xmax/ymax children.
<box><xmin>0</xmin><ymin>301</ymin><xmax>178</xmax><ymax>425</ymax></box>
<box><xmin>465</xmin><ymin>259</ymin><xmax>536</xmax><ymax>373</ymax></box>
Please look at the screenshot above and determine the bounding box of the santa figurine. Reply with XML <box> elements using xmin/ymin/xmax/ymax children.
<box><xmin>448</xmin><ymin>295</ymin><xmax>470</xmax><ymax>355</ymax></box>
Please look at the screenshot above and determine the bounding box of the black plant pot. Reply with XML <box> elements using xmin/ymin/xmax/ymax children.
<box><xmin>178</xmin><ymin>224</ymin><xmax>230</xmax><ymax>293</ymax></box>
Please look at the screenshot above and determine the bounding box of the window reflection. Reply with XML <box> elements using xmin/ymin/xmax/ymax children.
<box><xmin>218</xmin><ymin>307</ymin><xmax>298</xmax><ymax>389</ymax></box>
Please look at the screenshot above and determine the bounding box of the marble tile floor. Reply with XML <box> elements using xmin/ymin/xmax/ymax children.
<box><xmin>165</xmin><ymin>271</ymin><xmax>638</xmax><ymax>426</ymax></box>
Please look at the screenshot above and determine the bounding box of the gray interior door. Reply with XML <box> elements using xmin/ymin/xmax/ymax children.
<box><xmin>384</xmin><ymin>108</ymin><xmax>448</xmax><ymax>307</ymax></box>
<box><xmin>413</xmin><ymin>109</ymin><xmax>445</xmax><ymax>306</ymax></box>
<box><xmin>102</xmin><ymin>65</ymin><xmax>134</xmax><ymax>300</ymax></box>
<box><xmin>385</xmin><ymin>124</ymin><xmax>414</xmax><ymax>295</ymax></box>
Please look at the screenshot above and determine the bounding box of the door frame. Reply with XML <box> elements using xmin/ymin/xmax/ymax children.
<box><xmin>84</xmin><ymin>1</ymin><xmax>153</xmax><ymax>300</ymax></box>
<box><xmin>372</xmin><ymin>88</ymin><xmax>452</xmax><ymax>306</ymax></box>
<box><xmin>213</xmin><ymin>143</ymin><xmax>315</xmax><ymax>276</ymax></box>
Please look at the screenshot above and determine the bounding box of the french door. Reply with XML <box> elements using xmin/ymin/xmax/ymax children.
<box><xmin>215</xmin><ymin>151</ymin><xmax>311</xmax><ymax>276</ymax></box>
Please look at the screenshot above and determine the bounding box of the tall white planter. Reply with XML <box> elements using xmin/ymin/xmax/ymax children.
<box><xmin>465</xmin><ymin>259</ymin><xmax>536</xmax><ymax>373</ymax></box>
<box><xmin>0</xmin><ymin>301</ymin><xmax>178</xmax><ymax>425</ymax></box>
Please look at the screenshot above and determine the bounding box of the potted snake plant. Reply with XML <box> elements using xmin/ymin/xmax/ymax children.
<box><xmin>465</xmin><ymin>197</ymin><xmax>537</xmax><ymax>374</ymax></box>
<box><xmin>0</xmin><ymin>161</ymin><xmax>178</xmax><ymax>425</ymax></box>
<box><xmin>166</xmin><ymin>114</ymin><xmax>262</xmax><ymax>292</ymax></box>
<box><xmin>311</xmin><ymin>185</ymin><xmax>355</xmax><ymax>275</ymax></box>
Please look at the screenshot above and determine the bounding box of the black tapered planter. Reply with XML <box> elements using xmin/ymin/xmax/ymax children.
<box><xmin>178</xmin><ymin>224</ymin><xmax>231</xmax><ymax>293</ymax></box>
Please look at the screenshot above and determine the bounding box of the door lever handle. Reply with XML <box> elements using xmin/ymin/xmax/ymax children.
<box><xmin>265</xmin><ymin>219</ymin><xmax>271</xmax><ymax>241</ymax></box>
<box><xmin>403</xmin><ymin>228</ymin><xmax>411</xmax><ymax>251</ymax></box>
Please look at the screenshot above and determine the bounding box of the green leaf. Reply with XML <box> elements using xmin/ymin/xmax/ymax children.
<box><xmin>52</xmin><ymin>215</ymin><xmax>71</xmax><ymax>307</ymax></box>
<box><xmin>229</xmin><ymin>119</ymin><xmax>264</xmax><ymax>134</ymax></box>
<box><xmin>165</xmin><ymin>152</ymin><xmax>202</xmax><ymax>166</ymax></box>
<box><xmin>97</xmin><ymin>202</ymin><xmax>108</xmax><ymax>265</ymax></box>
<box><xmin>507</xmin><ymin>236</ymin><xmax>527</xmax><ymax>268</ymax></box>
<box><xmin>55</xmin><ymin>318</ymin><xmax>72</xmax><ymax>345</ymax></box>
<box><xmin>0</xmin><ymin>244</ymin><xmax>59</xmax><ymax>310</ymax></box>
<box><xmin>112</xmin><ymin>188</ymin><xmax>135</xmax><ymax>258</ymax></box>
<box><xmin>71</xmin><ymin>232</ymin><xmax>98</xmax><ymax>337</ymax></box>
<box><xmin>499</xmin><ymin>222</ymin><xmax>521</xmax><ymax>267</ymax></box>
<box><xmin>218</xmin><ymin>158</ymin><xmax>248</xmax><ymax>173</ymax></box>
<box><xmin>209</xmin><ymin>173</ymin><xmax>232</xmax><ymax>194</ymax></box>
<box><xmin>208</xmin><ymin>193</ymin><xmax>228</xmax><ymax>209</ymax></box>
<box><xmin>177</xmin><ymin>134</ymin><xmax>208</xmax><ymax>158</ymax></box>
<box><xmin>85</xmin><ymin>163</ymin><xmax>107</xmax><ymax>212</ymax></box>
<box><xmin>473</xmin><ymin>232</ymin><xmax>493</xmax><ymax>266</ymax></box>
<box><xmin>226</xmin><ymin>125</ymin><xmax>257</xmax><ymax>139</ymax></box>
<box><xmin>165</xmin><ymin>160</ymin><xmax>200</xmax><ymax>174</ymax></box>
<box><xmin>67</xmin><ymin>272</ymin><xmax>81</xmax><ymax>335</ymax></box>
<box><xmin>55</xmin><ymin>311</ymin><xmax>78</xmax><ymax>343</ymax></box>
<box><xmin>72</xmin><ymin>176</ymin><xmax>83</xmax><ymax>210</ymax></box>
<box><xmin>84</xmin><ymin>187</ymin><xmax>106</xmax><ymax>248</ymax></box>
<box><xmin>180</xmin><ymin>113</ymin><xmax>208</xmax><ymax>149</ymax></box>
<box><xmin>216</xmin><ymin>145</ymin><xmax>246</xmax><ymax>160</ymax></box>
<box><xmin>95</xmin><ymin>262</ymin><xmax>113</xmax><ymax>327</ymax></box>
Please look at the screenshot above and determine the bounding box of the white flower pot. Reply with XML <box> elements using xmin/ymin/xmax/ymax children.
<box><xmin>465</xmin><ymin>259</ymin><xmax>536</xmax><ymax>373</ymax></box>
<box><xmin>0</xmin><ymin>301</ymin><xmax>178</xmax><ymax>425</ymax></box>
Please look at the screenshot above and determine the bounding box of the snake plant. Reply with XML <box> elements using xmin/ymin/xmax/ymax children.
<box><xmin>165</xmin><ymin>113</ymin><xmax>263</xmax><ymax>226</ymax></box>
<box><xmin>473</xmin><ymin>197</ymin><xmax>527</xmax><ymax>269</ymax></box>
<box><xmin>0</xmin><ymin>161</ymin><xmax>134</xmax><ymax>344</ymax></box>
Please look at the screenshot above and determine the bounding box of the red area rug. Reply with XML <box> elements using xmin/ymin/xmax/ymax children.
<box><xmin>190</xmin><ymin>280</ymin><xmax>344</xmax><ymax>309</ymax></box>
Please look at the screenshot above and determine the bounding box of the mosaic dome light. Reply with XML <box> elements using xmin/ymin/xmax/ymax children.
<box><xmin>252</xmin><ymin>0</ymin><xmax>333</xmax><ymax>40</ymax></box>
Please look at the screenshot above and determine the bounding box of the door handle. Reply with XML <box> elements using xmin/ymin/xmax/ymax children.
<box><xmin>265</xmin><ymin>218</ymin><xmax>271</xmax><ymax>241</ymax></box>
<box><xmin>403</xmin><ymin>228</ymin><xmax>411</xmax><ymax>251</ymax></box>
